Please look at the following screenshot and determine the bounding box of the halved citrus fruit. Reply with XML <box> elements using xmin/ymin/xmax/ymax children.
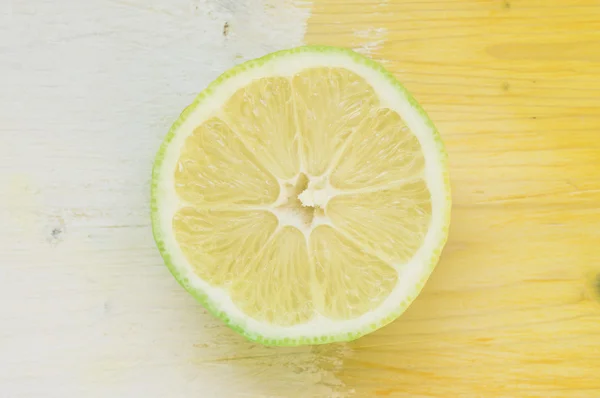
<box><xmin>151</xmin><ymin>46</ymin><xmax>451</xmax><ymax>345</ymax></box>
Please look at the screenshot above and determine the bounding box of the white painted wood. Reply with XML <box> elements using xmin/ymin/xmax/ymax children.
<box><xmin>0</xmin><ymin>1</ymin><xmax>350</xmax><ymax>396</ymax></box>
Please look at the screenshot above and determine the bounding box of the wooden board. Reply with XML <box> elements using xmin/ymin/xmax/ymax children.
<box><xmin>1</xmin><ymin>0</ymin><xmax>599</xmax><ymax>397</ymax></box>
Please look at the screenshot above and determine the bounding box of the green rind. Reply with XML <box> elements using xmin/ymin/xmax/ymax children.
<box><xmin>150</xmin><ymin>45</ymin><xmax>452</xmax><ymax>346</ymax></box>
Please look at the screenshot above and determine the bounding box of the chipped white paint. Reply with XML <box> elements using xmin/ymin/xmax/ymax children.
<box><xmin>0</xmin><ymin>0</ymin><xmax>354</xmax><ymax>397</ymax></box>
<box><xmin>352</xmin><ymin>27</ymin><xmax>388</xmax><ymax>57</ymax></box>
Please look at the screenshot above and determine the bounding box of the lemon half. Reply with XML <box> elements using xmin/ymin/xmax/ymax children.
<box><xmin>151</xmin><ymin>46</ymin><xmax>451</xmax><ymax>346</ymax></box>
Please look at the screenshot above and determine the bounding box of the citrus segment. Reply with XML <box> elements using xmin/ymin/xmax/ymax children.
<box><xmin>231</xmin><ymin>226</ymin><xmax>313</xmax><ymax>326</ymax></box>
<box><xmin>173</xmin><ymin>208</ymin><xmax>278</xmax><ymax>286</ymax></box>
<box><xmin>310</xmin><ymin>225</ymin><xmax>398</xmax><ymax>320</ymax></box>
<box><xmin>222</xmin><ymin>78</ymin><xmax>300</xmax><ymax>180</ymax></box>
<box><xmin>330</xmin><ymin>108</ymin><xmax>425</xmax><ymax>190</ymax></box>
<box><xmin>327</xmin><ymin>181</ymin><xmax>432</xmax><ymax>264</ymax></box>
<box><xmin>292</xmin><ymin>68</ymin><xmax>379</xmax><ymax>176</ymax></box>
<box><xmin>174</xmin><ymin>118</ymin><xmax>279</xmax><ymax>207</ymax></box>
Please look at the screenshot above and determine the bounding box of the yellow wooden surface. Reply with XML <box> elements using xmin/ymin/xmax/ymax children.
<box><xmin>303</xmin><ymin>0</ymin><xmax>600</xmax><ymax>396</ymax></box>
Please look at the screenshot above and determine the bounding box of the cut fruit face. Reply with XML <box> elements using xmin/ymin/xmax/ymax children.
<box><xmin>151</xmin><ymin>46</ymin><xmax>451</xmax><ymax>346</ymax></box>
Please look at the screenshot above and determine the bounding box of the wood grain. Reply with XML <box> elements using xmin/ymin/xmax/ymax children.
<box><xmin>305</xmin><ymin>0</ymin><xmax>600</xmax><ymax>396</ymax></box>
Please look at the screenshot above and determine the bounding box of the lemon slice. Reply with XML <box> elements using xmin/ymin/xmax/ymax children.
<box><xmin>151</xmin><ymin>46</ymin><xmax>451</xmax><ymax>345</ymax></box>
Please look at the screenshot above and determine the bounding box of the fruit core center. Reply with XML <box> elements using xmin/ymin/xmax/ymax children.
<box><xmin>276</xmin><ymin>173</ymin><xmax>331</xmax><ymax>229</ymax></box>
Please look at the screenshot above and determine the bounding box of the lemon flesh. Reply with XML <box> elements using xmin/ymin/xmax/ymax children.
<box><xmin>151</xmin><ymin>46</ymin><xmax>450</xmax><ymax>345</ymax></box>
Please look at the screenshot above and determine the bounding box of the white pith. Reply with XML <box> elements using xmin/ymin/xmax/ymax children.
<box><xmin>297</xmin><ymin>176</ymin><xmax>334</xmax><ymax>208</ymax></box>
<box><xmin>154</xmin><ymin>50</ymin><xmax>449</xmax><ymax>340</ymax></box>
